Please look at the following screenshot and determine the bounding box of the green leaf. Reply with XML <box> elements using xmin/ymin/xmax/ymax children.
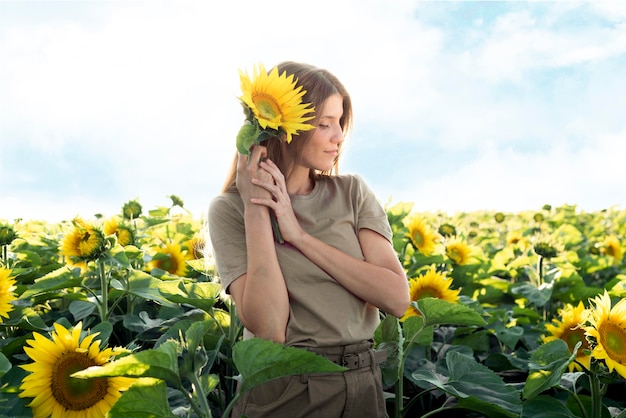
<box><xmin>374</xmin><ymin>315</ymin><xmax>403</xmax><ymax>386</ymax></box>
<box><xmin>521</xmin><ymin>395</ymin><xmax>577</xmax><ymax>418</ymax></box>
<box><xmin>511</xmin><ymin>282</ymin><xmax>553</xmax><ymax>307</ymax></box>
<box><xmin>19</xmin><ymin>266</ymin><xmax>82</xmax><ymax>298</ymax></box>
<box><xmin>73</xmin><ymin>345</ymin><xmax>182</xmax><ymax>387</ymax></box>
<box><xmin>523</xmin><ymin>339</ymin><xmax>577</xmax><ymax>399</ymax></box>
<box><xmin>69</xmin><ymin>299</ymin><xmax>96</xmax><ymax>321</ymax></box>
<box><xmin>412</xmin><ymin>351</ymin><xmax>522</xmax><ymax>417</ymax></box>
<box><xmin>416</xmin><ymin>298</ymin><xmax>486</xmax><ymax>327</ymax></box>
<box><xmin>0</xmin><ymin>353</ymin><xmax>11</xmax><ymax>378</ymax></box>
<box><xmin>236</xmin><ymin>122</ymin><xmax>260</xmax><ymax>155</ymax></box>
<box><xmin>402</xmin><ymin>315</ymin><xmax>433</xmax><ymax>349</ymax></box>
<box><xmin>110</xmin><ymin>270</ymin><xmax>176</xmax><ymax>307</ymax></box>
<box><xmin>158</xmin><ymin>280</ymin><xmax>221</xmax><ymax>312</ymax></box>
<box><xmin>109</xmin><ymin>378</ymin><xmax>178</xmax><ymax>418</ymax></box>
<box><xmin>232</xmin><ymin>338</ymin><xmax>347</xmax><ymax>393</ymax></box>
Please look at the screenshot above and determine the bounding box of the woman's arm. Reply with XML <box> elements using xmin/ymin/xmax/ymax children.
<box><xmin>228</xmin><ymin>147</ymin><xmax>290</xmax><ymax>343</ymax></box>
<box><xmin>252</xmin><ymin>159</ymin><xmax>410</xmax><ymax>318</ymax></box>
<box><xmin>291</xmin><ymin>227</ymin><xmax>410</xmax><ymax>318</ymax></box>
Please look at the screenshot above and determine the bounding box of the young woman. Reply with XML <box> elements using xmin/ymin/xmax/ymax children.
<box><xmin>208</xmin><ymin>61</ymin><xmax>409</xmax><ymax>417</ymax></box>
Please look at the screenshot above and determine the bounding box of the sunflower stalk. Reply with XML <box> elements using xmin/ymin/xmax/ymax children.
<box><xmin>589</xmin><ymin>361</ymin><xmax>603</xmax><ymax>418</ymax></box>
<box><xmin>97</xmin><ymin>259</ymin><xmax>109</xmax><ymax>322</ymax></box>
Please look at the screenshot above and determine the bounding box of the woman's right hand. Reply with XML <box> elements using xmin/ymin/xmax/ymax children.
<box><xmin>236</xmin><ymin>145</ymin><xmax>274</xmax><ymax>207</ymax></box>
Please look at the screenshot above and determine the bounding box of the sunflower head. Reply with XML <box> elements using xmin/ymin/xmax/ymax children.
<box><xmin>61</xmin><ymin>218</ymin><xmax>109</xmax><ymax>265</ymax></box>
<box><xmin>542</xmin><ymin>301</ymin><xmax>591</xmax><ymax>371</ymax></box>
<box><xmin>147</xmin><ymin>242</ymin><xmax>193</xmax><ymax>276</ymax></box>
<box><xmin>445</xmin><ymin>237</ymin><xmax>472</xmax><ymax>265</ymax></box>
<box><xmin>103</xmin><ymin>217</ymin><xmax>135</xmax><ymax>247</ymax></box>
<box><xmin>0</xmin><ymin>267</ymin><xmax>17</xmax><ymax>322</ymax></box>
<box><xmin>401</xmin><ymin>265</ymin><xmax>460</xmax><ymax>321</ymax></box>
<box><xmin>438</xmin><ymin>223</ymin><xmax>457</xmax><ymax>238</ymax></box>
<box><xmin>19</xmin><ymin>322</ymin><xmax>134</xmax><ymax>418</ymax></box>
<box><xmin>584</xmin><ymin>290</ymin><xmax>626</xmax><ymax>379</ymax></box>
<box><xmin>406</xmin><ymin>216</ymin><xmax>439</xmax><ymax>256</ymax></box>
<box><xmin>184</xmin><ymin>235</ymin><xmax>206</xmax><ymax>260</ymax></box>
<box><xmin>237</xmin><ymin>63</ymin><xmax>315</xmax><ymax>154</ymax></box>
<box><xmin>602</xmin><ymin>235</ymin><xmax>623</xmax><ymax>265</ymax></box>
<box><xmin>533</xmin><ymin>240</ymin><xmax>560</xmax><ymax>259</ymax></box>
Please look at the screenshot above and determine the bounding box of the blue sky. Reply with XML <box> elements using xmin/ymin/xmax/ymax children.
<box><xmin>1</xmin><ymin>1</ymin><xmax>625</xmax><ymax>222</ymax></box>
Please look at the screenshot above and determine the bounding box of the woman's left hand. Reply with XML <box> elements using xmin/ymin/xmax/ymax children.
<box><xmin>250</xmin><ymin>159</ymin><xmax>304</xmax><ymax>244</ymax></box>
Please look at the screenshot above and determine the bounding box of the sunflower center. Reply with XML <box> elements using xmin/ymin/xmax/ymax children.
<box><xmin>254</xmin><ymin>94</ymin><xmax>282</xmax><ymax>122</ymax></box>
<box><xmin>412</xmin><ymin>231</ymin><xmax>425</xmax><ymax>247</ymax></box>
<box><xmin>562</xmin><ymin>328</ymin><xmax>590</xmax><ymax>354</ymax></box>
<box><xmin>599</xmin><ymin>321</ymin><xmax>626</xmax><ymax>363</ymax></box>
<box><xmin>417</xmin><ymin>288</ymin><xmax>440</xmax><ymax>300</ymax></box>
<box><xmin>51</xmin><ymin>351</ymin><xmax>109</xmax><ymax>410</ymax></box>
<box><xmin>159</xmin><ymin>255</ymin><xmax>177</xmax><ymax>274</ymax></box>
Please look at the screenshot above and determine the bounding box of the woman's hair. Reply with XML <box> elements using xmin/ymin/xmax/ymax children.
<box><xmin>222</xmin><ymin>61</ymin><xmax>353</xmax><ymax>193</ymax></box>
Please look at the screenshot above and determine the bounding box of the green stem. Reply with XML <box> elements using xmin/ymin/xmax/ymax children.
<box><xmin>97</xmin><ymin>259</ymin><xmax>108</xmax><ymax>322</ymax></box>
<box><xmin>222</xmin><ymin>392</ymin><xmax>241</xmax><ymax>418</ymax></box>
<box><xmin>396</xmin><ymin>321</ymin><xmax>423</xmax><ymax>418</ymax></box>
<box><xmin>188</xmin><ymin>371</ymin><xmax>213</xmax><ymax>418</ymax></box>
<box><xmin>590</xmin><ymin>364</ymin><xmax>602</xmax><ymax>418</ymax></box>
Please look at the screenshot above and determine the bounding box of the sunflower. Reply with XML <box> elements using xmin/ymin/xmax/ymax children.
<box><xmin>602</xmin><ymin>235</ymin><xmax>623</xmax><ymax>265</ymax></box>
<box><xmin>239</xmin><ymin>63</ymin><xmax>315</xmax><ymax>146</ymax></box>
<box><xmin>406</xmin><ymin>216</ymin><xmax>439</xmax><ymax>256</ymax></box>
<box><xmin>147</xmin><ymin>242</ymin><xmax>192</xmax><ymax>276</ymax></box>
<box><xmin>0</xmin><ymin>267</ymin><xmax>17</xmax><ymax>322</ymax></box>
<box><xmin>445</xmin><ymin>237</ymin><xmax>472</xmax><ymax>265</ymax></box>
<box><xmin>103</xmin><ymin>217</ymin><xmax>135</xmax><ymax>247</ymax></box>
<box><xmin>61</xmin><ymin>218</ymin><xmax>108</xmax><ymax>266</ymax></box>
<box><xmin>184</xmin><ymin>234</ymin><xmax>206</xmax><ymax>260</ymax></box>
<box><xmin>401</xmin><ymin>265</ymin><xmax>461</xmax><ymax>321</ymax></box>
<box><xmin>543</xmin><ymin>301</ymin><xmax>591</xmax><ymax>371</ymax></box>
<box><xmin>19</xmin><ymin>322</ymin><xmax>134</xmax><ymax>418</ymax></box>
<box><xmin>584</xmin><ymin>291</ymin><xmax>626</xmax><ymax>379</ymax></box>
<box><xmin>121</xmin><ymin>199</ymin><xmax>142</xmax><ymax>220</ymax></box>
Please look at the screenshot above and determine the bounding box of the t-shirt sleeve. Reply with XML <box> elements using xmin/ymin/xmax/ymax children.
<box><xmin>354</xmin><ymin>175</ymin><xmax>393</xmax><ymax>243</ymax></box>
<box><xmin>208</xmin><ymin>194</ymin><xmax>247</xmax><ymax>292</ymax></box>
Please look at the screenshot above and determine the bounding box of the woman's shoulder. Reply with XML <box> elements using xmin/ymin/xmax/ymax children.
<box><xmin>321</xmin><ymin>173</ymin><xmax>367</xmax><ymax>188</ymax></box>
<box><xmin>209</xmin><ymin>192</ymin><xmax>243</xmax><ymax>215</ymax></box>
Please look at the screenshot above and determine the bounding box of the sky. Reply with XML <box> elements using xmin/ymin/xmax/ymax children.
<box><xmin>1</xmin><ymin>0</ymin><xmax>625</xmax><ymax>223</ymax></box>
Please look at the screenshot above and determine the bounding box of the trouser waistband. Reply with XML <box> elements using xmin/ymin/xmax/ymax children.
<box><xmin>301</xmin><ymin>341</ymin><xmax>387</xmax><ymax>370</ymax></box>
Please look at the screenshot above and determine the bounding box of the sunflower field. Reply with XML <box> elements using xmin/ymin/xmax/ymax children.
<box><xmin>1</xmin><ymin>196</ymin><xmax>625</xmax><ymax>418</ymax></box>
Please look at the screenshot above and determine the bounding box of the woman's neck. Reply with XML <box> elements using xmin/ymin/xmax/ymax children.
<box><xmin>287</xmin><ymin>167</ymin><xmax>314</xmax><ymax>195</ymax></box>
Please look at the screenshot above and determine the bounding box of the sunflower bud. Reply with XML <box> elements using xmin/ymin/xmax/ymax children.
<box><xmin>61</xmin><ymin>218</ymin><xmax>108</xmax><ymax>264</ymax></box>
<box><xmin>534</xmin><ymin>242</ymin><xmax>559</xmax><ymax>258</ymax></box>
<box><xmin>122</xmin><ymin>200</ymin><xmax>142</xmax><ymax>220</ymax></box>
<box><xmin>438</xmin><ymin>223</ymin><xmax>457</xmax><ymax>238</ymax></box>
<box><xmin>0</xmin><ymin>225</ymin><xmax>17</xmax><ymax>246</ymax></box>
<box><xmin>169</xmin><ymin>195</ymin><xmax>185</xmax><ymax>208</ymax></box>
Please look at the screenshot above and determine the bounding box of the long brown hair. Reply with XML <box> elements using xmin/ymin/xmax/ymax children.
<box><xmin>222</xmin><ymin>61</ymin><xmax>353</xmax><ymax>193</ymax></box>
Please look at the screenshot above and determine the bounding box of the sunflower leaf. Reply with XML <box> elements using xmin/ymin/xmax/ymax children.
<box><xmin>157</xmin><ymin>280</ymin><xmax>221</xmax><ymax>312</ymax></box>
<box><xmin>73</xmin><ymin>347</ymin><xmax>182</xmax><ymax>387</ymax></box>
<box><xmin>523</xmin><ymin>339</ymin><xmax>577</xmax><ymax>399</ymax></box>
<box><xmin>232</xmin><ymin>338</ymin><xmax>346</xmax><ymax>393</ymax></box>
<box><xmin>236</xmin><ymin>122</ymin><xmax>259</xmax><ymax>155</ymax></box>
<box><xmin>412</xmin><ymin>351</ymin><xmax>522</xmax><ymax>417</ymax></box>
<box><xmin>416</xmin><ymin>298</ymin><xmax>486</xmax><ymax>327</ymax></box>
<box><xmin>109</xmin><ymin>378</ymin><xmax>178</xmax><ymax>418</ymax></box>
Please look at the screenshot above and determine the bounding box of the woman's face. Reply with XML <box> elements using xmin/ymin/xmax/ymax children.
<box><xmin>300</xmin><ymin>94</ymin><xmax>344</xmax><ymax>172</ymax></box>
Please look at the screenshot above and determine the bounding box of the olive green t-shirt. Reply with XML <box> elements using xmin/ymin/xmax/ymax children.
<box><xmin>208</xmin><ymin>174</ymin><xmax>393</xmax><ymax>347</ymax></box>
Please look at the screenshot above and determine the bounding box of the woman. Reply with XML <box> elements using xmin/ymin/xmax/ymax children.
<box><xmin>208</xmin><ymin>61</ymin><xmax>409</xmax><ymax>417</ymax></box>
